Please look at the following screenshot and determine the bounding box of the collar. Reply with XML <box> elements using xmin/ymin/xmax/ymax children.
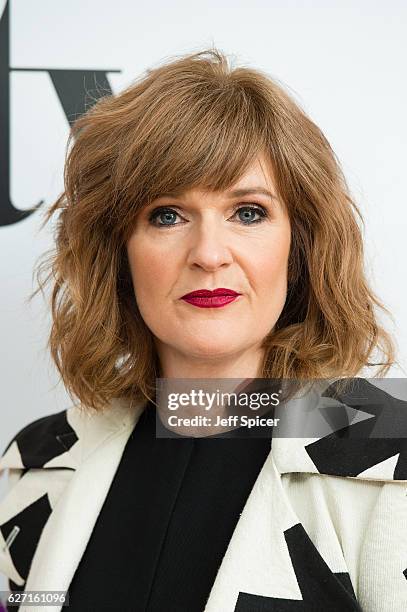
<box><xmin>1</xmin><ymin>379</ymin><xmax>406</xmax><ymax>483</ymax></box>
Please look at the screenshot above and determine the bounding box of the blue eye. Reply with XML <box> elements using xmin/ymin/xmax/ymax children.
<box><xmin>235</xmin><ymin>206</ymin><xmax>267</xmax><ymax>225</ymax></box>
<box><xmin>148</xmin><ymin>204</ymin><xmax>268</xmax><ymax>227</ymax></box>
<box><xmin>149</xmin><ymin>208</ymin><xmax>180</xmax><ymax>226</ymax></box>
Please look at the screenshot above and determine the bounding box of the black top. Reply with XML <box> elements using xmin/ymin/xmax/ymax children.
<box><xmin>67</xmin><ymin>401</ymin><xmax>272</xmax><ymax>612</ymax></box>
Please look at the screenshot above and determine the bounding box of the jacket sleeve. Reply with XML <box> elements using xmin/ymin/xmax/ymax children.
<box><xmin>0</xmin><ymin>437</ymin><xmax>29</xmax><ymax>590</ymax></box>
<box><xmin>0</xmin><ymin>412</ymin><xmax>77</xmax><ymax>596</ymax></box>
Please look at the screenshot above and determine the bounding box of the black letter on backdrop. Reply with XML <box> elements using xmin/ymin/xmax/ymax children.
<box><xmin>0</xmin><ymin>1</ymin><xmax>120</xmax><ymax>226</ymax></box>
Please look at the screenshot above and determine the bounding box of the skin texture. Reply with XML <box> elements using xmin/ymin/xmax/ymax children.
<box><xmin>126</xmin><ymin>153</ymin><xmax>291</xmax><ymax>379</ymax></box>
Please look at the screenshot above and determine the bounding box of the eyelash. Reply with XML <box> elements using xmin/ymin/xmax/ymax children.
<box><xmin>148</xmin><ymin>204</ymin><xmax>269</xmax><ymax>228</ymax></box>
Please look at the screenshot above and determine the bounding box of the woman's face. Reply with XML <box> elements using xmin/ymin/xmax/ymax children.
<box><xmin>126</xmin><ymin>153</ymin><xmax>291</xmax><ymax>367</ymax></box>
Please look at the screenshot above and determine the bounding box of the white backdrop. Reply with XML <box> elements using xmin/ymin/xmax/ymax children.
<box><xmin>1</xmin><ymin>0</ymin><xmax>406</xmax><ymax>522</ymax></box>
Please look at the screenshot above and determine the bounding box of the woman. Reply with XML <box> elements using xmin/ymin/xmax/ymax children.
<box><xmin>0</xmin><ymin>48</ymin><xmax>405</xmax><ymax>612</ymax></box>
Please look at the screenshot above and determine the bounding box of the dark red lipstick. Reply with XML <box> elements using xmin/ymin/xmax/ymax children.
<box><xmin>180</xmin><ymin>288</ymin><xmax>242</xmax><ymax>308</ymax></box>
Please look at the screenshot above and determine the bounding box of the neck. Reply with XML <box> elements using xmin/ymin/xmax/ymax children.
<box><xmin>155</xmin><ymin>341</ymin><xmax>265</xmax><ymax>380</ymax></box>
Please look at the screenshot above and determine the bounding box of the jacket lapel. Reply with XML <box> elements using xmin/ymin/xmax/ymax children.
<box><xmin>203</xmin><ymin>377</ymin><xmax>407</xmax><ymax>611</ymax></box>
<box><xmin>203</xmin><ymin>448</ymin><xmax>364</xmax><ymax>612</ymax></box>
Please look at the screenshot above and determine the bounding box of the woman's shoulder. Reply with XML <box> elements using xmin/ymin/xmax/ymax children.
<box><xmin>0</xmin><ymin>395</ymin><xmax>148</xmax><ymax>473</ymax></box>
<box><xmin>0</xmin><ymin>407</ymin><xmax>80</xmax><ymax>589</ymax></box>
<box><xmin>0</xmin><ymin>408</ymin><xmax>77</xmax><ymax>473</ymax></box>
<box><xmin>0</xmin><ymin>396</ymin><xmax>148</xmax><ymax>588</ymax></box>
<box><xmin>272</xmin><ymin>377</ymin><xmax>407</xmax><ymax>483</ymax></box>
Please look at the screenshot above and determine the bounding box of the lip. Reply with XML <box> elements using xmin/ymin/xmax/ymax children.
<box><xmin>180</xmin><ymin>287</ymin><xmax>242</xmax><ymax>309</ymax></box>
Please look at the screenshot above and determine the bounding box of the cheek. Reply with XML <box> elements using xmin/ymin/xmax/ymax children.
<box><xmin>254</xmin><ymin>231</ymin><xmax>291</xmax><ymax>284</ymax></box>
<box><xmin>127</xmin><ymin>240</ymin><xmax>171</xmax><ymax>300</ymax></box>
<box><xmin>251</xmin><ymin>232</ymin><xmax>291</xmax><ymax>312</ymax></box>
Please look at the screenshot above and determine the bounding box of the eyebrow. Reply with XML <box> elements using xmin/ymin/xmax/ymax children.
<box><xmin>225</xmin><ymin>187</ymin><xmax>277</xmax><ymax>201</ymax></box>
<box><xmin>155</xmin><ymin>187</ymin><xmax>277</xmax><ymax>202</ymax></box>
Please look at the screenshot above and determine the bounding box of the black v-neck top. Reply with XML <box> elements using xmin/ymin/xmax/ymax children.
<box><xmin>67</xmin><ymin>401</ymin><xmax>272</xmax><ymax>612</ymax></box>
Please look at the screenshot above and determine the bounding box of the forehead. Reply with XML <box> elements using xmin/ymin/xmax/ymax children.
<box><xmin>227</xmin><ymin>154</ymin><xmax>276</xmax><ymax>192</ymax></box>
<box><xmin>157</xmin><ymin>154</ymin><xmax>278</xmax><ymax>201</ymax></box>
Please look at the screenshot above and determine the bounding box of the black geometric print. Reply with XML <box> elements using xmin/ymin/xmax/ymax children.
<box><xmin>305</xmin><ymin>378</ymin><xmax>407</xmax><ymax>479</ymax></box>
<box><xmin>7</xmin><ymin>577</ymin><xmax>26</xmax><ymax>612</ymax></box>
<box><xmin>0</xmin><ymin>493</ymin><xmax>52</xmax><ymax>581</ymax></box>
<box><xmin>6</xmin><ymin>580</ymin><xmax>25</xmax><ymax>612</ymax></box>
<box><xmin>234</xmin><ymin>523</ymin><xmax>362</xmax><ymax>611</ymax></box>
<box><xmin>8</xmin><ymin>577</ymin><xmax>24</xmax><ymax>593</ymax></box>
<box><xmin>3</xmin><ymin>409</ymin><xmax>78</xmax><ymax>468</ymax></box>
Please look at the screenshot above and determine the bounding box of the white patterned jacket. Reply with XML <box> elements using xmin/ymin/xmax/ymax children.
<box><xmin>0</xmin><ymin>378</ymin><xmax>407</xmax><ymax>611</ymax></box>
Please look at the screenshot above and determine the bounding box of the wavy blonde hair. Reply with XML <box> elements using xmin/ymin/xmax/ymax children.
<box><xmin>29</xmin><ymin>48</ymin><xmax>396</xmax><ymax>412</ymax></box>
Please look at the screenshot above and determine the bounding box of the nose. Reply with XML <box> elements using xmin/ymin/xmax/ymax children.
<box><xmin>185</xmin><ymin>219</ymin><xmax>234</xmax><ymax>272</ymax></box>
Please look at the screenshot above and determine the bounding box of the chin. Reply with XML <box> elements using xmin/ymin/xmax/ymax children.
<box><xmin>181</xmin><ymin>337</ymin><xmax>245</xmax><ymax>360</ymax></box>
